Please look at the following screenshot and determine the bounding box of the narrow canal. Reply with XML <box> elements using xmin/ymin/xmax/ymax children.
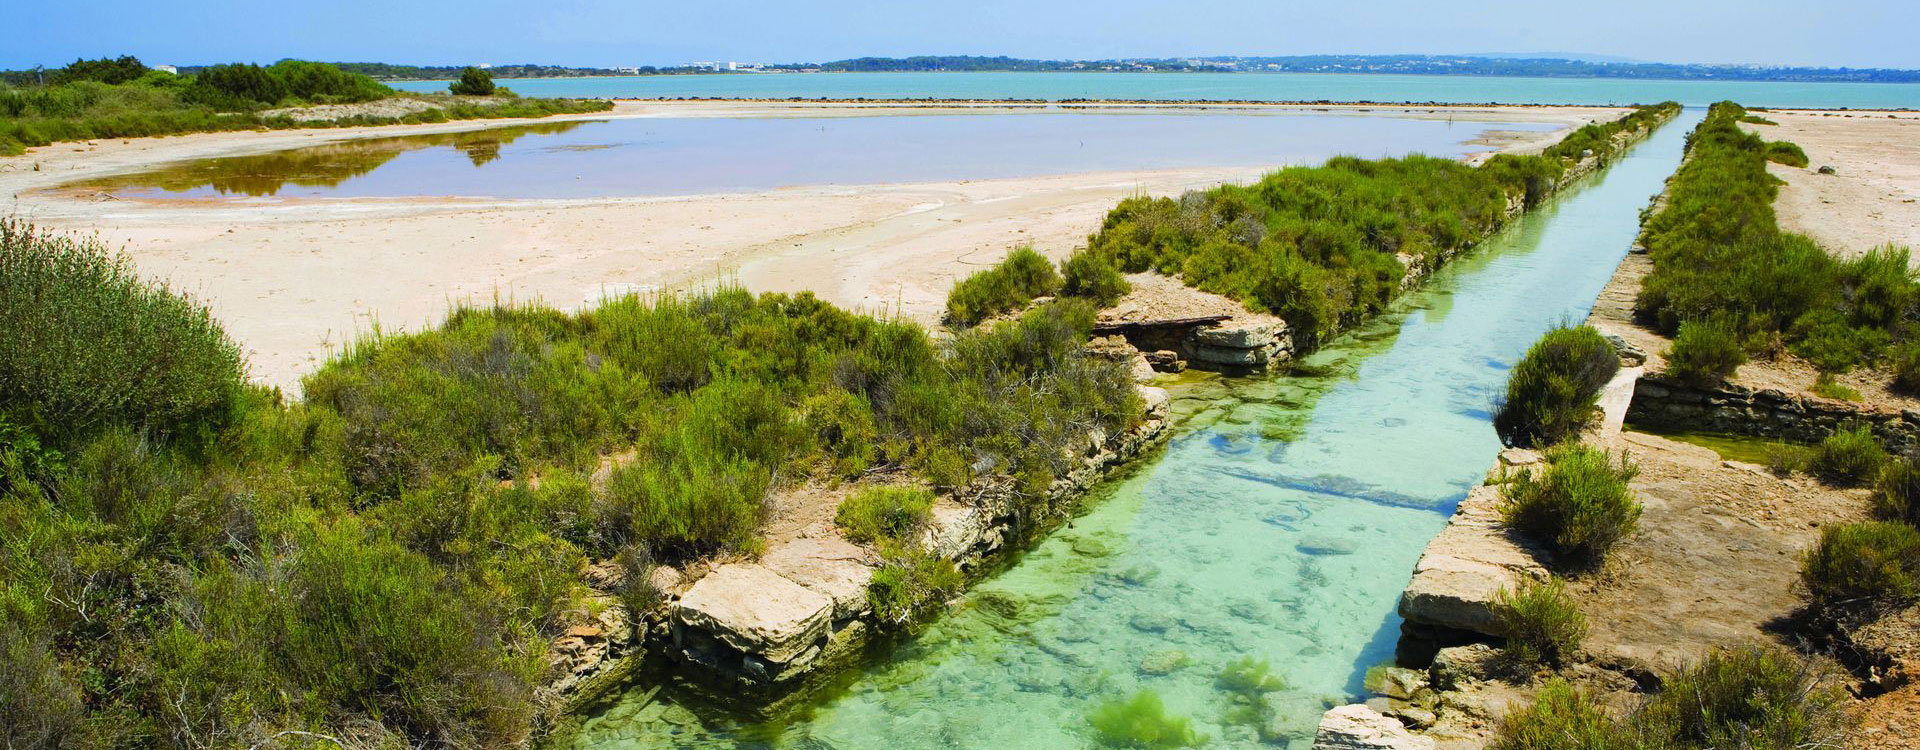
<box><xmin>573</xmin><ymin>109</ymin><xmax>1704</xmax><ymax>750</ymax></box>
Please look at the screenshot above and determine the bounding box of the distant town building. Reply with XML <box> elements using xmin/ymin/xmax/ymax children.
<box><xmin>154</xmin><ymin>64</ymin><xmax>177</xmax><ymax>74</ymax></box>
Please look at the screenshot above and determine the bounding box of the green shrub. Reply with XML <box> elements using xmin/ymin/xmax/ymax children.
<box><xmin>1890</xmin><ymin>341</ymin><xmax>1920</xmax><ymax>394</ymax></box>
<box><xmin>1876</xmin><ymin>452</ymin><xmax>1920</xmax><ymax>526</ymax></box>
<box><xmin>866</xmin><ymin>542</ymin><xmax>964</xmax><ymax>624</ymax></box>
<box><xmin>1810</xmin><ymin>374</ymin><xmax>1862</xmax><ymax>401</ymax></box>
<box><xmin>1491</xmin><ymin>678</ymin><xmax>1622</xmax><ymax>750</ymax></box>
<box><xmin>1664</xmin><ymin>316</ymin><xmax>1746</xmax><ymax>386</ymax></box>
<box><xmin>1631</xmin><ymin>646</ymin><xmax>1849</xmax><ymax>750</ymax></box>
<box><xmin>1215</xmin><ymin>656</ymin><xmax>1286</xmax><ymax>695</ymax></box>
<box><xmin>1087</xmin><ymin>690</ymin><xmax>1207</xmax><ymax>749</ymax></box>
<box><xmin>1493</xmin><ymin>577</ymin><xmax>1587</xmax><ymax>666</ymax></box>
<box><xmin>1060</xmin><ymin>250</ymin><xmax>1132</xmax><ymax>306</ymax></box>
<box><xmin>1763</xmin><ymin>141</ymin><xmax>1810</xmax><ymax>168</ymax></box>
<box><xmin>1801</xmin><ymin>520</ymin><xmax>1920</xmax><ymax>607</ymax></box>
<box><xmin>185</xmin><ymin>62</ymin><xmax>288</xmax><ymax>109</ymax></box>
<box><xmin>1494</xmin><ymin>325</ymin><xmax>1620</xmax><ymax>447</ymax></box>
<box><xmin>1499</xmin><ymin>445</ymin><xmax>1642</xmax><ymax>565</ymax></box>
<box><xmin>835</xmin><ymin>486</ymin><xmax>934</xmax><ymax>544</ymax></box>
<box><xmin>268</xmin><ymin>60</ymin><xmax>392</xmax><ymax>103</ymax></box>
<box><xmin>1808</xmin><ymin>424</ymin><xmax>1886</xmax><ymax>485</ymax></box>
<box><xmin>0</xmin><ymin>624</ymin><xmax>87</xmax><ymax>750</ymax></box>
<box><xmin>51</xmin><ymin>55</ymin><xmax>149</xmax><ymax>85</ymax></box>
<box><xmin>946</xmin><ymin>246</ymin><xmax>1064</xmax><ymax>326</ymax></box>
<box><xmin>0</xmin><ymin>221</ymin><xmax>246</xmax><ymax>446</ymax></box>
<box><xmin>450</xmin><ymin>66</ymin><xmax>498</xmax><ymax>96</ymax></box>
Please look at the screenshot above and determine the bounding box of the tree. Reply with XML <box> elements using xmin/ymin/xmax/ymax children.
<box><xmin>52</xmin><ymin>56</ymin><xmax>148</xmax><ymax>85</ymax></box>
<box><xmin>449</xmin><ymin>66</ymin><xmax>496</xmax><ymax>96</ymax></box>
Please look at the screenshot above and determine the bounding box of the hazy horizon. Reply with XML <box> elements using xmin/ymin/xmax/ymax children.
<box><xmin>13</xmin><ymin>0</ymin><xmax>1916</xmax><ymax>71</ymax></box>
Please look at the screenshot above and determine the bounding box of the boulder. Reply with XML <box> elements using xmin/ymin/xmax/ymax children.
<box><xmin>1397</xmin><ymin>485</ymin><xmax>1549</xmax><ymax>636</ymax></box>
<box><xmin>1429</xmin><ymin>643</ymin><xmax>1501</xmax><ymax>690</ymax></box>
<box><xmin>1312</xmin><ymin>704</ymin><xmax>1436</xmax><ymax>750</ymax></box>
<box><xmin>1191</xmin><ymin>321</ymin><xmax>1284</xmax><ymax>349</ymax></box>
<box><xmin>759</xmin><ymin>536</ymin><xmax>876</xmax><ymax>621</ymax></box>
<box><xmin>675</xmin><ymin>564</ymin><xmax>831</xmax><ymax>664</ymax></box>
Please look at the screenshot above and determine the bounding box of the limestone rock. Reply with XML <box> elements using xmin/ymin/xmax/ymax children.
<box><xmin>759</xmin><ymin>536</ymin><xmax>875</xmax><ymax>621</ymax></box>
<box><xmin>1398</xmin><ymin>485</ymin><xmax>1549</xmax><ymax>636</ymax></box>
<box><xmin>1192</xmin><ymin>321</ymin><xmax>1284</xmax><ymax>349</ymax></box>
<box><xmin>1137</xmin><ymin>385</ymin><xmax>1171</xmax><ymax>420</ymax></box>
<box><xmin>1262</xmin><ymin>692</ymin><xmax>1332</xmax><ymax>743</ymax></box>
<box><xmin>675</xmin><ymin>564</ymin><xmax>831</xmax><ymax>664</ymax></box>
<box><xmin>1312</xmin><ymin>704</ymin><xmax>1436</xmax><ymax>750</ymax></box>
<box><xmin>1429</xmin><ymin>643</ymin><xmax>1500</xmax><ymax>690</ymax></box>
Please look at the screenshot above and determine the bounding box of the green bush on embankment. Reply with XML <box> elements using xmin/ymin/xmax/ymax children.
<box><xmin>0</xmin><ymin>56</ymin><xmax>611</xmax><ymax>155</ymax></box>
<box><xmin>1636</xmin><ymin>102</ymin><xmax>1920</xmax><ymax>380</ymax></box>
<box><xmin>1498</xmin><ymin>445</ymin><xmax>1643</xmax><ymax>566</ymax></box>
<box><xmin>1806</xmin><ymin>423</ymin><xmax>1887</xmax><ymax>485</ymax></box>
<box><xmin>1494</xmin><ymin>325</ymin><xmax>1620</xmax><ymax>448</ymax></box>
<box><xmin>0</xmin><ymin>219</ymin><xmax>1140</xmax><ymax>748</ymax></box>
<box><xmin>1492</xmin><ymin>577</ymin><xmax>1587</xmax><ymax>667</ymax></box>
<box><xmin>1492</xmin><ymin>646</ymin><xmax>1851</xmax><ymax>750</ymax></box>
<box><xmin>946</xmin><ymin>246</ymin><xmax>1063</xmax><ymax>326</ymax></box>
<box><xmin>1016</xmin><ymin>102</ymin><xmax>1678</xmax><ymax>351</ymax></box>
<box><xmin>1801</xmin><ymin>520</ymin><xmax>1920</xmax><ymax>607</ymax></box>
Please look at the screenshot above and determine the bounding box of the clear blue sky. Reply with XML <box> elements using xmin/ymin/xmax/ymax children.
<box><xmin>13</xmin><ymin>0</ymin><xmax>1916</xmax><ymax>70</ymax></box>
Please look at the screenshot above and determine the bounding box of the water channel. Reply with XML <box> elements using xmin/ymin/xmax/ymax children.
<box><xmin>569</xmin><ymin>109</ymin><xmax>1705</xmax><ymax>750</ymax></box>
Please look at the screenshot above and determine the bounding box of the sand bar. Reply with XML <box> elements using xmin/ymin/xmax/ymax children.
<box><xmin>0</xmin><ymin>100</ymin><xmax>1624</xmax><ymax>391</ymax></box>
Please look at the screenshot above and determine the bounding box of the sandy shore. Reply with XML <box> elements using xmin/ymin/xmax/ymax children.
<box><xmin>1742</xmin><ymin>110</ymin><xmax>1920</xmax><ymax>258</ymax></box>
<box><xmin>0</xmin><ymin>100</ymin><xmax>1621</xmax><ymax>392</ymax></box>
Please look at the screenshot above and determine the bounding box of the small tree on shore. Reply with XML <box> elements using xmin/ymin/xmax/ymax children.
<box><xmin>449</xmin><ymin>66</ymin><xmax>496</xmax><ymax>96</ymax></box>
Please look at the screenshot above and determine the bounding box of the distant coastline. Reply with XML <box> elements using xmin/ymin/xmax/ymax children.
<box><xmin>346</xmin><ymin>54</ymin><xmax>1920</xmax><ymax>84</ymax></box>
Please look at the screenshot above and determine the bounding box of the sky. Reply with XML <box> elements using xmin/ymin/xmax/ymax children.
<box><xmin>12</xmin><ymin>0</ymin><xmax>1917</xmax><ymax>70</ymax></box>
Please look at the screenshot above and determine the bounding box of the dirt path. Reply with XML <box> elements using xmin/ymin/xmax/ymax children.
<box><xmin>1742</xmin><ymin>110</ymin><xmax>1920</xmax><ymax>259</ymax></box>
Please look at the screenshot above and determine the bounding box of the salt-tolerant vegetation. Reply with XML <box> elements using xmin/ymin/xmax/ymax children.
<box><xmin>1492</xmin><ymin>577</ymin><xmax>1587</xmax><ymax>667</ymax></box>
<box><xmin>0</xmin><ymin>56</ymin><xmax>610</xmax><ymax>155</ymax></box>
<box><xmin>1493</xmin><ymin>325</ymin><xmax>1620</xmax><ymax>448</ymax></box>
<box><xmin>1492</xmin><ymin>646</ymin><xmax>1850</xmax><ymax>750</ymax></box>
<box><xmin>944</xmin><ymin>246</ymin><xmax>1062</xmax><ymax>326</ymax></box>
<box><xmin>1637</xmin><ymin>101</ymin><xmax>1920</xmax><ymax>380</ymax></box>
<box><xmin>0</xmin><ymin>222</ymin><xmax>1140</xmax><ymax>747</ymax></box>
<box><xmin>1497</xmin><ymin>445</ymin><xmax>1643</xmax><ymax>566</ymax></box>
<box><xmin>945</xmin><ymin>103</ymin><xmax>1679</xmax><ymax>347</ymax></box>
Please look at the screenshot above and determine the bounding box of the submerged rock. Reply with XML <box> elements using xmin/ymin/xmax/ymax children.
<box><xmin>1138</xmin><ymin>649</ymin><xmax>1189</xmax><ymax>676</ymax></box>
<box><xmin>1297</xmin><ymin>535</ymin><xmax>1359</xmax><ymax>556</ymax></box>
<box><xmin>1129</xmin><ymin>611</ymin><xmax>1176</xmax><ymax>633</ymax></box>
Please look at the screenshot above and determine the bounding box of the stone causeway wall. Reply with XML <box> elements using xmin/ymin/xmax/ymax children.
<box><xmin>1627</xmin><ymin>373</ymin><xmax>1920</xmax><ymax>452</ymax></box>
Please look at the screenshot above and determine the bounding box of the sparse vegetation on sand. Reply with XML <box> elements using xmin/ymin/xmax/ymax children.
<box><xmin>0</xmin><ymin>56</ymin><xmax>610</xmax><ymax>155</ymax></box>
<box><xmin>1636</xmin><ymin>102</ymin><xmax>1920</xmax><ymax>379</ymax></box>
<box><xmin>1494</xmin><ymin>325</ymin><xmax>1620</xmax><ymax>448</ymax></box>
<box><xmin>0</xmin><ymin>221</ymin><xmax>1139</xmax><ymax>747</ymax></box>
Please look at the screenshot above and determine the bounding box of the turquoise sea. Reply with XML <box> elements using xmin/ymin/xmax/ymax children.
<box><xmin>393</xmin><ymin>71</ymin><xmax>1920</xmax><ymax>109</ymax></box>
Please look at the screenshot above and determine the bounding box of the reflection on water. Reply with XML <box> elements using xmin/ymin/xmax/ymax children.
<box><xmin>565</xmin><ymin>109</ymin><xmax>1703</xmax><ymax>750</ymax></box>
<box><xmin>67</xmin><ymin>112</ymin><xmax>1554</xmax><ymax>201</ymax></box>
<box><xmin>71</xmin><ymin>122</ymin><xmax>590</xmax><ymax>198</ymax></box>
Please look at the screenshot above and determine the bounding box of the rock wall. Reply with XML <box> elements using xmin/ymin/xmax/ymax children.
<box><xmin>1627</xmin><ymin>373</ymin><xmax>1920</xmax><ymax>451</ymax></box>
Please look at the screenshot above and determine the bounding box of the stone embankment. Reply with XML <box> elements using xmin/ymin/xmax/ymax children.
<box><xmin>536</xmin><ymin>382</ymin><xmax>1174</xmax><ymax>729</ymax></box>
<box><xmin>1627</xmin><ymin>374</ymin><xmax>1920</xmax><ymax>451</ymax></box>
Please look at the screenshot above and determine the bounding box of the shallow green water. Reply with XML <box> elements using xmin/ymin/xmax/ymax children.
<box><xmin>572</xmin><ymin>110</ymin><xmax>1706</xmax><ymax>750</ymax></box>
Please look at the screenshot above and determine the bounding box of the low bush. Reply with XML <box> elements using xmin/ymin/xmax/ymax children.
<box><xmin>835</xmin><ymin>486</ymin><xmax>934</xmax><ymax>544</ymax></box>
<box><xmin>1663</xmin><ymin>316</ymin><xmax>1746</xmax><ymax>386</ymax></box>
<box><xmin>1631</xmin><ymin>646</ymin><xmax>1849</xmax><ymax>749</ymax></box>
<box><xmin>1891</xmin><ymin>341</ymin><xmax>1920</xmax><ymax>394</ymax></box>
<box><xmin>1493</xmin><ymin>647</ymin><xmax>1851</xmax><ymax>750</ymax></box>
<box><xmin>1491</xmin><ymin>678</ymin><xmax>1620</xmax><ymax>750</ymax></box>
<box><xmin>1801</xmin><ymin>520</ymin><xmax>1920</xmax><ymax>607</ymax></box>
<box><xmin>1060</xmin><ymin>250</ymin><xmax>1131</xmax><ymax>306</ymax></box>
<box><xmin>1493</xmin><ymin>325</ymin><xmax>1619</xmax><ymax>447</ymax></box>
<box><xmin>1493</xmin><ymin>577</ymin><xmax>1587</xmax><ymax>667</ymax></box>
<box><xmin>866</xmin><ymin>541</ymin><xmax>964</xmax><ymax>624</ymax></box>
<box><xmin>1808</xmin><ymin>424</ymin><xmax>1886</xmax><ymax>485</ymax></box>
<box><xmin>1877</xmin><ymin>452</ymin><xmax>1920</xmax><ymax>526</ymax></box>
<box><xmin>0</xmin><ymin>220</ymin><xmax>246</xmax><ymax>446</ymax></box>
<box><xmin>1498</xmin><ymin>445</ymin><xmax>1641</xmax><ymax>565</ymax></box>
<box><xmin>450</xmin><ymin>66</ymin><xmax>498</xmax><ymax>96</ymax></box>
<box><xmin>1764</xmin><ymin>141</ymin><xmax>1810</xmax><ymax>168</ymax></box>
<box><xmin>946</xmin><ymin>246</ymin><xmax>1063</xmax><ymax>326</ymax></box>
<box><xmin>1087</xmin><ymin>690</ymin><xmax>1206</xmax><ymax>749</ymax></box>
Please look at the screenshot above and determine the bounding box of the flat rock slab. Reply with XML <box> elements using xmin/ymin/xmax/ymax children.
<box><xmin>759</xmin><ymin>536</ymin><xmax>875</xmax><ymax>622</ymax></box>
<box><xmin>1313</xmin><ymin>704</ymin><xmax>1436</xmax><ymax>750</ymax></box>
<box><xmin>676</xmin><ymin>563</ymin><xmax>831</xmax><ymax>664</ymax></box>
<box><xmin>1397</xmin><ymin>485</ymin><xmax>1548</xmax><ymax>636</ymax></box>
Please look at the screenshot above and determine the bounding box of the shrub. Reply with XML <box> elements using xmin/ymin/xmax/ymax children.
<box><xmin>866</xmin><ymin>542</ymin><xmax>964</xmax><ymax>624</ymax></box>
<box><xmin>1491</xmin><ymin>678</ymin><xmax>1622</xmax><ymax>750</ymax></box>
<box><xmin>945</xmin><ymin>246</ymin><xmax>1064</xmax><ymax>326</ymax></box>
<box><xmin>185</xmin><ymin>63</ymin><xmax>288</xmax><ymax>109</ymax></box>
<box><xmin>835</xmin><ymin>486</ymin><xmax>934</xmax><ymax>544</ymax></box>
<box><xmin>1499</xmin><ymin>445</ymin><xmax>1641</xmax><ymax>565</ymax></box>
<box><xmin>1494</xmin><ymin>325</ymin><xmax>1620</xmax><ymax>447</ymax></box>
<box><xmin>1763</xmin><ymin>141</ymin><xmax>1810</xmax><ymax>168</ymax></box>
<box><xmin>1801</xmin><ymin>521</ymin><xmax>1920</xmax><ymax>607</ymax></box>
<box><xmin>268</xmin><ymin>60</ymin><xmax>392</xmax><ymax>103</ymax></box>
<box><xmin>0</xmin><ymin>221</ymin><xmax>246</xmax><ymax>446</ymax></box>
<box><xmin>1877</xmin><ymin>452</ymin><xmax>1920</xmax><ymax>526</ymax></box>
<box><xmin>52</xmin><ymin>56</ymin><xmax>148</xmax><ymax>85</ymax></box>
<box><xmin>1808</xmin><ymin>424</ymin><xmax>1886</xmax><ymax>485</ymax></box>
<box><xmin>1087</xmin><ymin>690</ymin><xmax>1206</xmax><ymax>749</ymax></box>
<box><xmin>1060</xmin><ymin>250</ymin><xmax>1131</xmax><ymax>306</ymax></box>
<box><xmin>450</xmin><ymin>66</ymin><xmax>497</xmax><ymax>96</ymax></box>
<box><xmin>1890</xmin><ymin>341</ymin><xmax>1920</xmax><ymax>394</ymax></box>
<box><xmin>0</xmin><ymin>624</ymin><xmax>87</xmax><ymax>750</ymax></box>
<box><xmin>1631</xmin><ymin>646</ymin><xmax>1850</xmax><ymax>750</ymax></box>
<box><xmin>1493</xmin><ymin>577</ymin><xmax>1587</xmax><ymax>666</ymax></box>
<box><xmin>1664</xmin><ymin>316</ymin><xmax>1746</xmax><ymax>386</ymax></box>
